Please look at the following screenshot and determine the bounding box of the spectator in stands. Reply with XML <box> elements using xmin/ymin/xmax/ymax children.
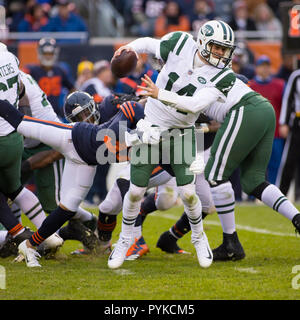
<box><xmin>154</xmin><ymin>0</ymin><xmax>190</xmax><ymax>37</ymax></box>
<box><xmin>276</xmin><ymin>53</ymin><xmax>298</xmax><ymax>83</ymax></box>
<box><xmin>231</xmin><ymin>42</ymin><xmax>255</xmax><ymax>79</ymax></box>
<box><xmin>213</xmin><ymin>0</ymin><xmax>234</xmax><ymax>22</ymax></box>
<box><xmin>75</xmin><ymin>60</ymin><xmax>94</xmax><ymax>90</ymax></box>
<box><xmin>130</xmin><ymin>0</ymin><xmax>166</xmax><ymax>37</ymax></box>
<box><xmin>18</xmin><ymin>3</ymin><xmax>48</xmax><ymax>32</ymax></box>
<box><xmin>80</xmin><ymin>60</ymin><xmax>113</xmax><ymax>103</ymax></box>
<box><xmin>6</xmin><ymin>1</ymin><xmax>26</xmax><ymax>32</ymax></box>
<box><xmin>253</xmin><ymin>2</ymin><xmax>282</xmax><ymax>35</ymax></box>
<box><xmin>228</xmin><ymin>0</ymin><xmax>256</xmax><ymax>32</ymax></box>
<box><xmin>188</xmin><ymin>0</ymin><xmax>217</xmax><ymax>33</ymax></box>
<box><xmin>249</xmin><ymin>55</ymin><xmax>285</xmax><ymax>184</ymax></box>
<box><xmin>42</xmin><ymin>0</ymin><xmax>88</xmax><ymax>42</ymax></box>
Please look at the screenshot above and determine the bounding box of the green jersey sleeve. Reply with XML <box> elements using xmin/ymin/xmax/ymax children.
<box><xmin>159</xmin><ymin>32</ymin><xmax>189</xmax><ymax>62</ymax></box>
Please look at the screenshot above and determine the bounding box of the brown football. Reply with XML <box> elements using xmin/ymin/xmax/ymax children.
<box><xmin>111</xmin><ymin>50</ymin><xmax>138</xmax><ymax>78</ymax></box>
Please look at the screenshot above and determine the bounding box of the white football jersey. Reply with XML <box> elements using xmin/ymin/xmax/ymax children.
<box><xmin>0</xmin><ymin>51</ymin><xmax>21</xmax><ymax>136</ymax></box>
<box><xmin>130</xmin><ymin>32</ymin><xmax>252</xmax><ymax>127</ymax></box>
<box><xmin>20</xmin><ymin>71</ymin><xmax>60</xmax><ymax>123</ymax></box>
<box><xmin>20</xmin><ymin>71</ymin><xmax>61</xmax><ymax>148</ymax></box>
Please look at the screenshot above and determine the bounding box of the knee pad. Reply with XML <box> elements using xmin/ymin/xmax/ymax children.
<box><xmin>178</xmin><ymin>184</ymin><xmax>198</xmax><ymax>206</ymax></box>
<box><xmin>155</xmin><ymin>185</ymin><xmax>178</xmax><ymax>211</ymax></box>
<box><xmin>210</xmin><ymin>181</ymin><xmax>234</xmax><ymax>200</ymax></box>
<box><xmin>99</xmin><ymin>181</ymin><xmax>123</xmax><ymax>215</ymax></box>
<box><xmin>127</xmin><ymin>184</ymin><xmax>147</xmax><ymax>203</ymax></box>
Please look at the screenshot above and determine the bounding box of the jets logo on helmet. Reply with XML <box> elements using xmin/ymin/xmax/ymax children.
<box><xmin>63</xmin><ymin>91</ymin><xmax>100</xmax><ymax>124</ymax></box>
<box><xmin>197</xmin><ymin>20</ymin><xmax>235</xmax><ymax>69</ymax></box>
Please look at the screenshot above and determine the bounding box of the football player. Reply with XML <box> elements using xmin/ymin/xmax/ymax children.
<box><xmin>23</xmin><ymin>38</ymin><xmax>75</xmax><ymax>120</ymax></box>
<box><xmin>0</xmin><ymin>91</ymin><xmax>144</xmax><ymax>267</ymax></box>
<box><xmin>135</xmin><ymin>20</ymin><xmax>300</xmax><ymax>261</ymax></box>
<box><xmin>0</xmin><ymin>43</ymin><xmax>63</xmax><ymax>258</ymax></box>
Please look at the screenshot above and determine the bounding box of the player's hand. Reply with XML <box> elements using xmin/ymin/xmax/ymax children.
<box><xmin>112</xmin><ymin>45</ymin><xmax>139</xmax><ymax>60</ymax></box>
<box><xmin>137</xmin><ymin>74</ymin><xmax>159</xmax><ymax>99</ymax></box>
<box><xmin>279</xmin><ymin>124</ymin><xmax>289</xmax><ymax>139</ymax></box>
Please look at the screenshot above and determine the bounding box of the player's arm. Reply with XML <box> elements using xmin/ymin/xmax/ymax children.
<box><xmin>22</xmin><ymin>150</ymin><xmax>64</xmax><ymax>174</ymax></box>
<box><xmin>138</xmin><ymin>74</ymin><xmax>223</xmax><ymax>114</ymax></box>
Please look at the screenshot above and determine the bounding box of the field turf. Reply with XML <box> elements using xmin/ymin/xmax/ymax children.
<box><xmin>1</xmin><ymin>204</ymin><xmax>300</xmax><ymax>300</ymax></box>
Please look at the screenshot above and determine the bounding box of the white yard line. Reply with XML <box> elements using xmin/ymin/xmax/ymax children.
<box><xmin>152</xmin><ymin>212</ymin><xmax>296</xmax><ymax>238</ymax></box>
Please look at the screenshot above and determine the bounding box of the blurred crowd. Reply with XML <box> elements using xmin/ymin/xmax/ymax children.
<box><xmin>2</xmin><ymin>0</ymin><xmax>294</xmax><ymax>38</ymax></box>
<box><xmin>3</xmin><ymin>0</ymin><xmax>87</xmax><ymax>36</ymax></box>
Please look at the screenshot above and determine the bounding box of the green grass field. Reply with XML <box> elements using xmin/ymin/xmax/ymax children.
<box><xmin>1</xmin><ymin>204</ymin><xmax>300</xmax><ymax>300</ymax></box>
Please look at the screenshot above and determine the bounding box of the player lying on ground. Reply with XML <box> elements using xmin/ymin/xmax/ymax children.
<box><xmin>0</xmin><ymin>91</ymin><xmax>144</xmax><ymax>267</ymax></box>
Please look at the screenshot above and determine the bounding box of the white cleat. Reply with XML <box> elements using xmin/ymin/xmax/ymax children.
<box><xmin>192</xmin><ymin>231</ymin><xmax>213</xmax><ymax>268</ymax></box>
<box><xmin>108</xmin><ymin>236</ymin><xmax>131</xmax><ymax>269</ymax></box>
<box><xmin>43</xmin><ymin>233</ymin><xmax>64</xmax><ymax>251</ymax></box>
<box><xmin>18</xmin><ymin>240</ymin><xmax>41</xmax><ymax>268</ymax></box>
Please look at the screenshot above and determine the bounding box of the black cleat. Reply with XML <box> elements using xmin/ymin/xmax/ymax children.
<box><xmin>59</xmin><ymin>219</ymin><xmax>101</xmax><ymax>253</ymax></box>
<box><xmin>292</xmin><ymin>214</ymin><xmax>300</xmax><ymax>234</ymax></box>
<box><xmin>212</xmin><ymin>231</ymin><xmax>245</xmax><ymax>261</ymax></box>
<box><xmin>0</xmin><ymin>227</ymin><xmax>34</xmax><ymax>258</ymax></box>
<box><xmin>83</xmin><ymin>214</ymin><xmax>98</xmax><ymax>233</ymax></box>
<box><xmin>156</xmin><ymin>231</ymin><xmax>190</xmax><ymax>254</ymax></box>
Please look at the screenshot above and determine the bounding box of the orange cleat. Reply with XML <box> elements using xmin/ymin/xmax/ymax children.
<box><xmin>125</xmin><ymin>236</ymin><xmax>149</xmax><ymax>261</ymax></box>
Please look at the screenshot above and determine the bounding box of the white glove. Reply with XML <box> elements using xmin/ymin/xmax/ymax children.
<box><xmin>141</xmin><ymin>127</ymin><xmax>161</xmax><ymax>144</ymax></box>
<box><xmin>136</xmin><ymin>119</ymin><xmax>162</xmax><ymax>145</ymax></box>
<box><xmin>125</xmin><ymin>131</ymin><xmax>142</xmax><ymax>147</ymax></box>
<box><xmin>189</xmin><ymin>153</ymin><xmax>205</xmax><ymax>174</ymax></box>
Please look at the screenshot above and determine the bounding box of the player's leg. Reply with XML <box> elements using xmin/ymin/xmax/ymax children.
<box><xmin>275</xmin><ymin>131</ymin><xmax>300</xmax><ymax>194</ymax></box>
<box><xmin>126</xmin><ymin>178</ymin><xmax>178</xmax><ymax>260</ymax></box>
<box><xmin>0</xmin><ymin>132</ymin><xmax>47</xmax><ymax>229</ymax></box>
<box><xmin>156</xmin><ymin>171</ymin><xmax>215</xmax><ymax>254</ymax></box>
<box><xmin>19</xmin><ymin>156</ymin><xmax>96</xmax><ymax>267</ymax></box>
<box><xmin>108</xmin><ymin>146</ymin><xmax>156</xmax><ymax>269</ymax></box>
<box><xmin>169</xmin><ymin>127</ymin><xmax>212</xmax><ymax>268</ymax></box>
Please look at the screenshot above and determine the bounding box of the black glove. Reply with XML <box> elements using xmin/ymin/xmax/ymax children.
<box><xmin>110</xmin><ymin>93</ymin><xmax>141</xmax><ymax>105</ymax></box>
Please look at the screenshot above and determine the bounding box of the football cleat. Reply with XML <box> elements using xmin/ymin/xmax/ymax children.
<box><xmin>71</xmin><ymin>240</ymin><xmax>112</xmax><ymax>255</ymax></box>
<box><xmin>59</xmin><ymin>219</ymin><xmax>100</xmax><ymax>253</ymax></box>
<box><xmin>0</xmin><ymin>227</ymin><xmax>33</xmax><ymax>258</ymax></box>
<box><xmin>108</xmin><ymin>236</ymin><xmax>131</xmax><ymax>269</ymax></box>
<box><xmin>18</xmin><ymin>240</ymin><xmax>41</xmax><ymax>268</ymax></box>
<box><xmin>83</xmin><ymin>214</ymin><xmax>98</xmax><ymax>233</ymax></box>
<box><xmin>212</xmin><ymin>232</ymin><xmax>246</xmax><ymax>261</ymax></box>
<box><xmin>156</xmin><ymin>231</ymin><xmax>190</xmax><ymax>254</ymax></box>
<box><xmin>292</xmin><ymin>213</ymin><xmax>300</xmax><ymax>234</ymax></box>
<box><xmin>125</xmin><ymin>236</ymin><xmax>149</xmax><ymax>260</ymax></box>
<box><xmin>192</xmin><ymin>231</ymin><xmax>213</xmax><ymax>268</ymax></box>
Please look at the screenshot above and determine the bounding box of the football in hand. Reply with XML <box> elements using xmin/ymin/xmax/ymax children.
<box><xmin>111</xmin><ymin>50</ymin><xmax>138</xmax><ymax>78</ymax></box>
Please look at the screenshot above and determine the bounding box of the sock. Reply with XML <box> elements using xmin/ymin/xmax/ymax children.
<box><xmin>11</xmin><ymin>203</ymin><xmax>22</xmax><ymax>222</ymax></box>
<box><xmin>140</xmin><ymin>193</ymin><xmax>157</xmax><ymax>215</ymax></box>
<box><xmin>121</xmin><ymin>186</ymin><xmax>146</xmax><ymax>240</ymax></box>
<box><xmin>13</xmin><ymin>187</ymin><xmax>46</xmax><ymax>228</ymax></box>
<box><xmin>170</xmin><ymin>212</ymin><xmax>191</xmax><ymax>239</ymax></box>
<box><xmin>0</xmin><ymin>193</ymin><xmax>24</xmax><ymax>232</ymax></box>
<box><xmin>211</xmin><ymin>182</ymin><xmax>236</xmax><ymax>234</ymax></box>
<box><xmin>8</xmin><ymin>223</ymin><xmax>25</xmax><ymax>238</ymax></box>
<box><xmin>29</xmin><ymin>206</ymin><xmax>75</xmax><ymax>246</ymax></box>
<box><xmin>261</xmin><ymin>184</ymin><xmax>299</xmax><ymax>221</ymax></box>
<box><xmin>73</xmin><ymin>206</ymin><xmax>94</xmax><ymax>222</ymax></box>
<box><xmin>97</xmin><ymin>210</ymin><xmax>117</xmax><ymax>242</ymax></box>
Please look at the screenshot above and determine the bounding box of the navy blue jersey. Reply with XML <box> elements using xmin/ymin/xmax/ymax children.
<box><xmin>24</xmin><ymin>64</ymin><xmax>74</xmax><ymax>118</ymax></box>
<box><xmin>98</xmin><ymin>94</ymin><xmax>122</xmax><ymax>124</ymax></box>
<box><xmin>72</xmin><ymin>101</ymin><xmax>144</xmax><ymax>165</ymax></box>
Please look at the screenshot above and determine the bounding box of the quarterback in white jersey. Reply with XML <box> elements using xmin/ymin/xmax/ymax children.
<box><xmin>136</xmin><ymin>20</ymin><xmax>300</xmax><ymax>263</ymax></box>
